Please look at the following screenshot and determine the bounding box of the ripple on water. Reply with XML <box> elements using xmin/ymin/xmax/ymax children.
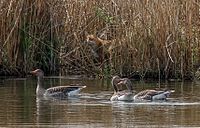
<box><xmin>51</xmin><ymin>92</ymin><xmax>200</xmax><ymax>107</ymax></box>
<box><xmin>109</xmin><ymin>100</ymin><xmax>200</xmax><ymax>106</ymax></box>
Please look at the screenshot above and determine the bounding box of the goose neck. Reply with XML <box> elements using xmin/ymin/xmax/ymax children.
<box><xmin>111</xmin><ymin>80</ymin><xmax>118</xmax><ymax>92</ymax></box>
<box><xmin>36</xmin><ymin>76</ymin><xmax>45</xmax><ymax>96</ymax></box>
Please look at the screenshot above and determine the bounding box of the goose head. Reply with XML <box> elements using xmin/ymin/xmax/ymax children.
<box><xmin>117</xmin><ymin>78</ymin><xmax>133</xmax><ymax>92</ymax></box>
<box><xmin>110</xmin><ymin>76</ymin><xmax>134</xmax><ymax>101</ymax></box>
<box><xmin>30</xmin><ymin>69</ymin><xmax>44</xmax><ymax>77</ymax></box>
<box><xmin>111</xmin><ymin>76</ymin><xmax>123</xmax><ymax>92</ymax></box>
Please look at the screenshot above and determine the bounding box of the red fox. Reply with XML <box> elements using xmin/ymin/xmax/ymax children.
<box><xmin>85</xmin><ymin>34</ymin><xmax>115</xmax><ymax>67</ymax></box>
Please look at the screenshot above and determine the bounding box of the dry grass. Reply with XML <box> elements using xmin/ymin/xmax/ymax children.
<box><xmin>0</xmin><ymin>0</ymin><xmax>58</xmax><ymax>75</ymax></box>
<box><xmin>0</xmin><ymin>0</ymin><xmax>200</xmax><ymax>79</ymax></box>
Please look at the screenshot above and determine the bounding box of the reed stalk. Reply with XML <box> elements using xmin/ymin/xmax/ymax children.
<box><xmin>0</xmin><ymin>0</ymin><xmax>199</xmax><ymax>80</ymax></box>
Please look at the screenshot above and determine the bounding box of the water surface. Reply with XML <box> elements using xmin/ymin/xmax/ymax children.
<box><xmin>0</xmin><ymin>77</ymin><xmax>200</xmax><ymax>127</ymax></box>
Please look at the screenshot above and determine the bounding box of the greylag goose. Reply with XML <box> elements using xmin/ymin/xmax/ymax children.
<box><xmin>110</xmin><ymin>76</ymin><xmax>134</xmax><ymax>101</ymax></box>
<box><xmin>30</xmin><ymin>69</ymin><xmax>86</xmax><ymax>98</ymax></box>
<box><xmin>133</xmin><ymin>89</ymin><xmax>174</xmax><ymax>101</ymax></box>
<box><xmin>120</xmin><ymin>78</ymin><xmax>174</xmax><ymax>101</ymax></box>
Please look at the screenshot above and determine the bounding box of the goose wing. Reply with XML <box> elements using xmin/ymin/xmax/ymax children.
<box><xmin>135</xmin><ymin>89</ymin><xmax>164</xmax><ymax>100</ymax></box>
<box><xmin>45</xmin><ymin>85</ymin><xmax>86</xmax><ymax>97</ymax></box>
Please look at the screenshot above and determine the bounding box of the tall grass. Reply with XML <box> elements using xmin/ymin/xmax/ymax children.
<box><xmin>0</xmin><ymin>0</ymin><xmax>58</xmax><ymax>75</ymax></box>
<box><xmin>0</xmin><ymin>0</ymin><xmax>199</xmax><ymax>79</ymax></box>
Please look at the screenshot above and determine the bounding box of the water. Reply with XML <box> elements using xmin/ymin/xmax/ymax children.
<box><xmin>0</xmin><ymin>77</ymin><xmax>200</xmax><ymax>127</ymax></box>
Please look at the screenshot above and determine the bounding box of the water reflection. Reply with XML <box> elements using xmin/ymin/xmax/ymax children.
<box><xmin>0</xmin><ymin>77</ymin><xmax>200</xmax><ymax>127</ymax></box>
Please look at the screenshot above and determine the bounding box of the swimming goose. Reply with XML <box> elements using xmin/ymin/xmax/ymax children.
<box><xmin>30</xmin><ymin>69</ymin><xmax>86</xmax><ymax>98</ymax></box>
<box><xmin>120</xmin><ymin>78</ymin><xmax>174</xmax><ymax>101</ymax></box>
<box><xmin>133</xmin><ymin>89</ymin><xmax>174</xmax><ymax>101</ymax></box>
<box><xmin>110</xmin><ymin>76</ymin><xmax>134</xmax><ymax>101</ymax></box>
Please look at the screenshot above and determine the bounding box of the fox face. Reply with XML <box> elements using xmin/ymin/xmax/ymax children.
<box><xmin>85</xmin><ymin>34</ymin><xmax>113</xmax><ymax>61</ymax></box>
<box><xmin>86</xmin><ymin>34</ymin><xmax>113</xmax><ymax>46</ymax></box>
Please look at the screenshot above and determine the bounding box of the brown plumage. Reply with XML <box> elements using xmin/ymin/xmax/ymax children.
<box><xmin>30</xmin><ymin>69</ymin><xmax>86</xmax><ymax>98</ymax></box>
<box><xmin>110</xmin><ymin>76</ymin><xmax>134</xmax><ymax>101</ymax></box>
<box><xmin>119</xmin><ymin>78</ymin><xmax>174</xmax><ymax>101</ymax></box>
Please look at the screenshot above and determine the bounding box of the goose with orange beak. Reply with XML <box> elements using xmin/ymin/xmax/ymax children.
<box><xmin>119</xmin><ymin>78</ymin><xmax>174</xmax><ymax>101</ymax></box>
<box><xmin>30</xmin><ymin>69</ymin><xmax>86</xmax><ymax>98</ymax></box>
<box><xmin>110</xmin><ymin>76</ymin><xmax>134</xmax><ymax>101</ymax></box>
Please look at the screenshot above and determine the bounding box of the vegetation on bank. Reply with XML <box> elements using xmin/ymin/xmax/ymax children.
<box><xmin>0</xmin><ymin>0</ymin><xmax>199</xmax><ymax>80</ymax></box>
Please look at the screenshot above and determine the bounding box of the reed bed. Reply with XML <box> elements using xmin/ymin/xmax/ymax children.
<box><xmin>0</xmin><ymin>0</ymin><xmax>199</xmax><ymax>79</ymax></box>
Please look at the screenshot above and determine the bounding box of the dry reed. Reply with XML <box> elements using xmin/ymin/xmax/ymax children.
<box><xmin>0</xmin><ymin>0</ymin><xmax>199</xmax><ymax>79</ymax></box>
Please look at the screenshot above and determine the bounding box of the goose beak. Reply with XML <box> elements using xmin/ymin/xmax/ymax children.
<box><xmin>30</xmin><ymin>69</ymin><xmax>39</xmax><ymax>75</ymax></box>
<box><xmin>117</xmin><ymin>78</ymin><xmax>126</xmax><ymax>86</ymax></box>
<box><xmin>30</xmin><ymin>70</ymin><xmax>36</xmax><ymax>75</ymax></box>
